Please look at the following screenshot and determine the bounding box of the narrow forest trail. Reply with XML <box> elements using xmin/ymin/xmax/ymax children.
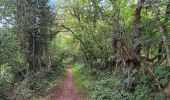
<box><xmin>52</xmin><ymin>67</ymin><xmax>86</xmax><ymax>100</ymax></box>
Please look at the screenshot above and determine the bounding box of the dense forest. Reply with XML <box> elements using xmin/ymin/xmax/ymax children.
<box><xmin>1</xmin><ymin>0</ymin><xmax>170</xmax><ymax>100</ymax></box>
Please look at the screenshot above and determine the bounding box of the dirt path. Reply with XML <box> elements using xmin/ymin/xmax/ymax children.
<box><xmin>52</xmin><ymin>67</ymin><xmax>85</xmax><ymax>100</ymax></box>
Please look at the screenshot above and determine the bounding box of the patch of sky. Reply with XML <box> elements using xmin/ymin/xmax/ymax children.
<box><xmin>48</xmin><ymin>0</ymin><xmax>57</xmax><ymax>7</ymax></box>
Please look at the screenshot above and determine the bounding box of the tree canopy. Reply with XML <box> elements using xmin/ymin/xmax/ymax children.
<box><xmin>1</xmin><ymin>0</ymin><xmax>170</xmax><ymax>99</ymax></box>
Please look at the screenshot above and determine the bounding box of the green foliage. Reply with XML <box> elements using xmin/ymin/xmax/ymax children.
<box><xmin>72</xmin><ymin>63</ymin><xmax>170</xmax><ymax>100</ymax></box>
<box><xmin>1</xmin><ymin>64</ymin><xmax>14</xmax><ymax>83</ymax></box>
<box><xmin>73</xmin><ymin>63</ymin><xmax>128</xmax><ymax>99</ymax></box>
<box><xmin>1</xmin><ymin>0</ymin><xmax>170</xmax><ymax>99</ymax></box>
<box><xmin>155</xmin><ymin>65</ymin><xmax>170</xmax><ymax>87</ymax></box>
<box><xmin>0</xmin><ymin>28</ymin><xmax>20</xmax><ymax>64</ymax></box>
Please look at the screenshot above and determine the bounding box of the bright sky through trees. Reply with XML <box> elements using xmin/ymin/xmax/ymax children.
<box><xmin>1</xmin><ymin>0</ymin><xmax>170</xmax><ymax>99</ymax></box>
<box><xmin>48</xmin><ymin>0</ymin><xmax>57</xmax><ymax>6</ymax></box>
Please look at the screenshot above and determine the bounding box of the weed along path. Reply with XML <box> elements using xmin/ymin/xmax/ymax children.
<box><xmin>52</xmin><ymin>67</ymin><xmax>85</xmax><ymax>100</ymax></box>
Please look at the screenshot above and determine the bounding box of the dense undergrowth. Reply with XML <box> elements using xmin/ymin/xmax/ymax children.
<box><xmin>32</xmin><ymin>67</ymin><xmax>66</xmax><ymax>100</ymax></box>
<box><xmin>0</xmin><ymin>63</ymin><xmax>64</xmax><ymax>100</ymax></box>
<box><xmin>73</xmin><ymin>63</ymin><xmax>170</xmax><ymax>100</ymax></box>
<box><xmin>1</xmin><ymin>0</ymin><xmax>170</xmax><ymax>99</ymax></box>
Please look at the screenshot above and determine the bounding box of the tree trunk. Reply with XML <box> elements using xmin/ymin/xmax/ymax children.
<box><xmin>132</xmin><ymin>0</ymin><xmax>145</xmax><ymax>67</ymax></box>
<box><xmin>157</xmin><ymin>20</ymin><xmax>170</xmax><ymax>67</ymax></box>
<box><xmin>154</xmin><ymin>1</ymin><xmax>170</xmax><ymax>67</ymax></box>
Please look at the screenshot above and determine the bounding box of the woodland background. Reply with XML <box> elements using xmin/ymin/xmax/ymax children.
<box><xmin>1</xmin><ymin>0</ymin><xmax>170</xmax><ymax>99</ymax></box>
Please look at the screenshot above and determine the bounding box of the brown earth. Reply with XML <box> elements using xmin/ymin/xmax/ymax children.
<box><xmin>51</xmin><ymin>67</ymin><xmax>86</xmax><ymax>100</ymax></box>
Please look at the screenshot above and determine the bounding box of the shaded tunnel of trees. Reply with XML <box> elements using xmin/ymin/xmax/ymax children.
<box><xmin>1</xmin><ymin>0</ymin><xmax>170</xmax><ymax>99</ymax></box>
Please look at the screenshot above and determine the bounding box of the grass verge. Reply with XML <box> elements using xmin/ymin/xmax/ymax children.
<box><xmin>72</xmin><ymin>63</ymin><xmax>91</xmax><ymax>97</ymax></box>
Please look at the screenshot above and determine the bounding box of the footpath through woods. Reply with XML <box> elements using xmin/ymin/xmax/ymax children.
<box><xmin>52</xmin><ymin>66</ymin><xmax>86</xmax><ymax>100</ymax></box>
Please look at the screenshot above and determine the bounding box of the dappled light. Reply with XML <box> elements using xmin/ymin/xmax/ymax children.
<box><xmin>1</xmin><ymin>0</ymin><xmax>170</xmax><ymax>100</ymax></box>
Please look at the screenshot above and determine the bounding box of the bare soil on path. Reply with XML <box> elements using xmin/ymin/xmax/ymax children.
<box><xmin>52</xmin><ymin>67</ymin><xmax>86</xmax><ymax>100</ymax></box>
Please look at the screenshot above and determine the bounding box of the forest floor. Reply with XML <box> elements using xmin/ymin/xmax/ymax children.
<box><xmin>51</xmin><ymin>67</ymin><xmax>86</xmax><ymax>100</ymax></box>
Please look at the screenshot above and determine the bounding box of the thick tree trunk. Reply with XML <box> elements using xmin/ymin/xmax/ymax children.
<box><xmin>120</xmin><ymin>0</ymin><xmax>145</xmax><ymax>92</ymax></box>
<box><xmin>124</xmin><ymin>0</ymin><xmax>144</xmax><ymax>78</ymax></box>
<box><xmin>132</xmin><ymin>0</ymin><xmax>145</xmax><ymax>67</ymax></box>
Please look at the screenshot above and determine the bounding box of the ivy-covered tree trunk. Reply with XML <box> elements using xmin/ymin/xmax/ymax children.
<box><xmin>15</xmin><ymin>0</ymin><xmax>52</xmax><ymax>89</ymax></box>
<box><xmin>122</xmin><ymin>0</ymin><xmax>144</xmax><ymax>79</ymax></box>
<box><xmin>132</xmin><ymin>0</ymin><xmax>144</xmax><ymax>68</ymax></box>
<box><xmin>122</xmin><ymin>0</ymin><xmax>145</xmax><ymax>92</ymax></box>
<box><xmin>153</xmin><ymin>0</ymin><xmax>170</xmax><ymax>67</ymax></box>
